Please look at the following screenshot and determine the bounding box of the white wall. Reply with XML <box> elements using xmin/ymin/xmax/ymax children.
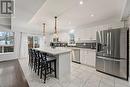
<box><xmin>39</xmin><ymin>36</ymin><xmax>45</xmax><ymax>48</ymax></box>
<box><xmin>20</xmin><ymin>33</ymin><xmax>28</xmax><ymax>58</ymax></box>
<box><xmin>58</xmin><ymin>32</ymin><xmax>69</xmax><ymax>42</ymax></box>
<box><xmin>19</xmin><ymin>32</ymin><xmax>45</xmax><ymax>58</ymax></box>
<box><xmin>44</xmin><ymin>34</ymin><xmax>52</xmax><ymax>47</ymax></box>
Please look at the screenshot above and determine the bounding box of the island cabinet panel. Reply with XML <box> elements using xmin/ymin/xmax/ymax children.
<box><xmin>80</xmin><ymin>49</ymin><xmax>96</xmax><ymax>67</ymax></box>
<box><xmin>57</xmin><ymin>53</ymin><xmax>71</xmax><ymax>79</ymax></box>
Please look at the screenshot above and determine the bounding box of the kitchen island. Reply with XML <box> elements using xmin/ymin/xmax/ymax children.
<box><xmin>34</xmin><ymin>47</ymin><xmax>71</xmax><ymax>79</ymax></box>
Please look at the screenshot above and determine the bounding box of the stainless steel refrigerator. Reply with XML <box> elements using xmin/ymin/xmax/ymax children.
<box><xmin>96</xmin><ymin>28</ymin><xmax>129</xmax><ymax>80</ymax></box>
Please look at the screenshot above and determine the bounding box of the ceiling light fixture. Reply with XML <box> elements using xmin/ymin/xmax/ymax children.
<box><xmin>69</xmin><ymin>29</ymin><xmax>75</xmax><ymax>34</ymax></box>
<box><xmin>53</xmin><ymin>16</ymin><xmax>59</xmax><ymax>42</ymax></box>
<box><xmin>91</xmin><ymin>14</ymin><xmax>94</xmax><ymax>17</ymax></box>
<box><xmin>69</xmin><ymin>21</ymin><xmax>71</xmax><ymax>24</ymax></box>
<box><xmin>43</xmin><ymin>23</ymin><xmax>46</xmax><ymax>36</ymax></box>
<box><xmin>80</xmin><ymin>1</ymin><xmax>83</xmax><ymax>5</ymax></box>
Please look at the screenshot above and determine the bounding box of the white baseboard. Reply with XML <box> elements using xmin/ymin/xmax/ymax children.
<box><xmin>0</xmin><ymin>57</ymin><xmax>18</xmax><ymax>62</ymax></box>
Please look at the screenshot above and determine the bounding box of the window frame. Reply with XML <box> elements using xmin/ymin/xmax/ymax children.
<box><xmin>0</xmin><ymin>31</ymin><xmax>15</xmax><ymax>54</ymax></box>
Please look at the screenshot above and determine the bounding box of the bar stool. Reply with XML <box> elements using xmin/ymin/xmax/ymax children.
<box><xmin>33</xmin><ymin>50</ymin><xmax>41</xmax><ymax>74</ymax></box>
<box><xmin>31</xmin><ymin>49</ymin><xmax>36</xmax><ymax>70</ymax></box>
<box><xmin>28</xmin><ymin>49</ymin><xmax>32</xmax><ymax>66</ymax></box>
<box><xmin>40</xmin><ymin>52</ymin><xmax>56</xmax><ymax>83</ymax></box>
<box><xmin>28</xmin><ymin>49</ymin><xmax>34</xmax><ymax>69</ymax></box>
<box><xmin>33</xmin><ymin>50</ymin><xmax>38</xmax><ymax>73</ymax></box>
<box><xmin>37</xmin><ymin>51</ymin><xmax>42</xmax><ymax>76</ymax></box>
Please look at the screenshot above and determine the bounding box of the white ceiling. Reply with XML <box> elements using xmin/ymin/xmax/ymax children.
<box><xmin>29</xmin><ymin>0</ymin><xmax>125</xmax><ymax>33</ymax></box>
<box><xmin>11</xmin><ymin>0</ymin><xmax>125</xmax><ymax>33</ymax></box>
<box><xmin>121</xmin><ymin>0</ymin><xmax>130</xmax><ymax>18</ymax></box>
<box><xmin>12</xmin><ymin>0</ymin><xmax>46</xmax><ymax>33</ymax></box>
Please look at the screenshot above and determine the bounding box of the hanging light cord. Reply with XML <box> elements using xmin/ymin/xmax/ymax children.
<box><xmin>54</xmin><ymin>16</ymin><xmax>57</xmax><ymax>34</ymax></box>
<box><xmin>43</xmin><ymin>23</ymin><xmax>45</xmax><ymax>36</ymax></box>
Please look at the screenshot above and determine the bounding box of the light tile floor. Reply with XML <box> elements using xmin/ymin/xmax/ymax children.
<box><xmin>19</xmin><ymin>58</ymin><xmax>130</xmax><ymax>87</ymax></box>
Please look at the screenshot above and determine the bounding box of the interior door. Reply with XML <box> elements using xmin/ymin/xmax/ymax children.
<box><xmin>28</xmin><ymin>36</ymin><xmax>33</xmax><ymax>49</ymax></box>
<box><xmin>28</xmin><ymin>36</ymin><xmax>40</xmax><ymax>49</ymax></box>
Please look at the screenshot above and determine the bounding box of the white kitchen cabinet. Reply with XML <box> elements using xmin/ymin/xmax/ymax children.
<box><xmin>71</xmin><ymin>49</ymin><xmax>80</xmax><ymax>63</ymax></box>
<box><xmin>80</xmin><ymin>49</ymin><xmax>96</xmax><ymax>67</ymax></box>
<box><xmin>80</xmin><ymin>49</ymin><xmax>86</xmax><ymax>64</ymax></box>
<box><xmin>75</xmin><ymin>30</ymin><xmax>91</xmax><ymax>41</ymax></box>
<box><xmin>75</xmin><ymin>28</ymin><xmax>96</xmax><ymax>41</ymax></box>
<box><xmin>86</xmin><ymin>50</ymin><xmax>96</xmax><ymax>67</ymax></box>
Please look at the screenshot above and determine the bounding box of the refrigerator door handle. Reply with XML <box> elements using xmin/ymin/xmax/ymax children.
<box><xmin>113</xmin><ymin>58</ymin><xmax>126</xmax><ymax>62</ymax></box>
<box><xmin>97</xmin><ymin>56</ymin><xmax>114</xmax><ymax>61</ymax></box>
<box><xmin>97</xmin><ymin>56</ymin><xmax>125</xmax><ymax>62</ymax></box>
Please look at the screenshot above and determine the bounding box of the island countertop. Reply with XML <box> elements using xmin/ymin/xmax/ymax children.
<box><xmin>33</xmin><ymin>47</ymin><xmax>71</xmax><ymax>55</ymax></box>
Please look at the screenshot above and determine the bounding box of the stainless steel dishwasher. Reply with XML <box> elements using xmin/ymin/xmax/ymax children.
<box><xmin>72</xmin><ymin>49</ymin><xmax>80</xmax><ymax>63</ymax></box>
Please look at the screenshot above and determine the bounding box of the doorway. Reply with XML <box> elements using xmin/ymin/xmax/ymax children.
<box><xmin>28</xmin><ymin>36</ymin><xmax>40</xmax><ymax>49</ymax></box>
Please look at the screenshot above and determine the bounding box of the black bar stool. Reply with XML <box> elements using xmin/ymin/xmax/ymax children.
<box><xmin>31</xmin><ymin>49</ymin><xmax>36</xmax><ymax>70</ymax></box>
<box><xmin>33</xmin><ymin>50</ymin><xmax>38</xmax><ymax>73</ymax></box>
<box><xmin>40</xmin><ymin>52</ymin><xmax>56</xmax><ymax>83</ymax></box>
<box><xmin>34</xmin><ymin>50</ymin><xmax>42</xmax><ymax>75</ymax></box>
<box><xmin>28</xmin><ymin>49</ymin><xmax>32</xmax><ymax>66</ymax></box>
<box><xmin>28</xmin><ymin>49</ymin><xmax>34</xmax><ymax>69</ymax></box>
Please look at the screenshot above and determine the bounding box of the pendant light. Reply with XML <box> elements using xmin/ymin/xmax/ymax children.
<box><xmin>43</xmin><ymin>23</ymin><xmax>46</xmax><ymax>36</ymax></box>
<box><xmin>53</xmin><ymin>16</ymin><xmax>59</xmax><ymax>42</ymax></box>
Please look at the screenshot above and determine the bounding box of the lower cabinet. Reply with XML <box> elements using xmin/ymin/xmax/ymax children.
<box><xmin>71</xmin><ymin>49</ymin><xmax>80</xmax><ymax>63</ymax></box>
<box><xmin>80</xmin><ymin>49</ymin><xmax>96</xmax><ymax>67</ymax></box>
<box><xmin>80</xmin><ymin>49</ymin><xmax>86</xmax><ymax>64</ymax></box>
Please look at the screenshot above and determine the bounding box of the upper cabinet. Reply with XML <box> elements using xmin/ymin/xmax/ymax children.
<box><xmin>75</xmin><ymin>29</ymin><xmax>96</xmax><ymax>41</ymax></box>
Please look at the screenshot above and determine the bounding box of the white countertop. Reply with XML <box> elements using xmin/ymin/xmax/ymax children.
<box><xmin>63</xmin><ymin>47</ymin><xmax>96</xmax><ymax>52</ymax></box>
<box><xmin>33</xmin><ymin>47</ymin><xmax>71</xmax><ymax>55</ymax></box>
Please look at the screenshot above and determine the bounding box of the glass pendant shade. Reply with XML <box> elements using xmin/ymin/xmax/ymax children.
<box><xmin>52</xmin><ymin>16</ymin><xmax>59</xmax><ymax>42</ymax></box>
<box><xmin>53</xmin><ymin>33</ymin><xmax>59</xmax><ymax>42</ymax></box>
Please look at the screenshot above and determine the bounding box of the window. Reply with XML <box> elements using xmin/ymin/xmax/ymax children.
<box><xmin>69</xmin><ymin>33</ymin><xmax>75</xmax><ymax>44</ymax></box>
<box><xmin>0</xmin><ymin>32</ymin><xmax>14</xmax><ymax>53</ymax></box>
<box><xmin>28</xmin><ymin>36</ymin><xmax>40</xmax><ymax>49</ymax></box>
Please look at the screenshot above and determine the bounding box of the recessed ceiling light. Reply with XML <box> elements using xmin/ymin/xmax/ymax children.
<box><xmin>80</xmin><ymin>1</ymin><xmax>83</xmax><ymax>5</ymax></box>
<box><xmin>69</xmin><ymin>22</ymin><xmax>71</xmax><ymax>24</ymax></box>
<box><xmin>91</xmin><ymin>14</ymin><xmax>94</xmax><ymax>17</ymax></box>
<box><xmin>69</xmin><ymin>29</ymin><xmax>75</xmax><ymax>34</ymax></box>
